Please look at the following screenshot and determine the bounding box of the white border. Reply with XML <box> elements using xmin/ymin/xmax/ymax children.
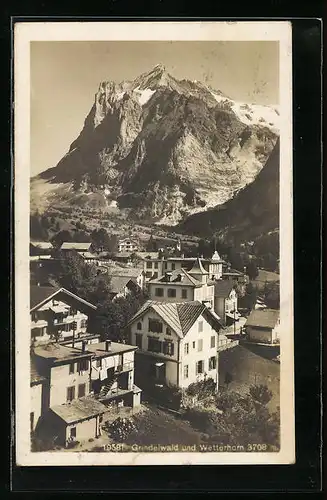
<box><xmin>14</xmin><ymin>21</ymin><xmax>294</xmax><ymax>466</ymax></box>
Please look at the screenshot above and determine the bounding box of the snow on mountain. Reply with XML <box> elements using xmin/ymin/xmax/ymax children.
<box><xmin>31</xmin><ymin>64</ymin><xmax>279</xmax><ymax>225</ymax></box>
<box><xmin>210</xmin><ymin>90</ymin><xmax>279</xmax><ymax>132</ymax></box>
<box><xmin>133</xmin><ymin>86</ymin><xmax>156</xmax><ymax>106</ymax></box>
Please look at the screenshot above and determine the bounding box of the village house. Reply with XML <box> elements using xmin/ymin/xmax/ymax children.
<box><xmin>60</xmin><ymin>242</ymin><xmax>93</xmax><ymax>253</ymax></box>
<box><xmin>118</xmin><ymin>238</ymin><xmax>139</xmax><ymax>253</ymax></box>
<box><xmin>143</xmin><ymin>252</ymin><xmax>225</xmax><ymax>282</ymax></box>
<box><xmin>147</xmin><ymin>258</ymin><xmax>215</xmax><ymax>310</ymax></box>
<box><xmin>30</xmin><ymin>241</ymin><xmax>54</xmax><ymax>257</ymax></box>
<box><xmin>31</xmin><ymin>339</ymin><xmax>141</xmax><ymax>448</ymax></box>
<box><xmin>31</xmin><ymin>342</ymin><xmax>107</xmax><ymax>447</ymax></box>
<box><xmin>244</xmin><ymin>309</ymin><xmax>280</xmax><ymax>344</ymax></box>
<box><xmin>214</xmin><ymin>281</ymin><xmax>241</xmax><ymax>326</ymax></box>
<box><xmin>30</xmin><ymin>285</ymin><xmax>97</xmax><ymax>345</ymax></box>
<box><xmin>108</xmin><ymin>276</ymin><xmax>141</xmax><ymax>301</ymax></box>
<box><xmin>104</xmin><ymin>265</ymin><xmax>146</xmax><ymax>291</ymax></box>
<box><xmin>127</xmin><ymin>300</ymin><xmax>222</xmax><ymax>391</ymax></box>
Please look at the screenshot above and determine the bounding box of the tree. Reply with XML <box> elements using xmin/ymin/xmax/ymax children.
<box><xmin>30</xmin><ymin>214</ymin><xmax>48</xmax><ymax>241</ymax></box>
<box><xmin>91</xmin><ymin>228</ymin><xmax>110</xmax><ymax>252</ymax></box>
<box><xmin>263</xmin><ymin>281</ymin><xmax>280</xmax><ymax>309</ymax></box>
<box><xmin>51</xmin><ymin>230</ymin><xmax>72</xmax><ymax>249</ymax></box>
<box><xmin>246</xmin><ymin>260</ymin><xmax>259</xmax><ymax>280</ymax></box>
<box><xmin>146</xmin><ymin>234</ymin><xmax>158</xmax><ymax>252</ymax></box>
<box><xmin>249</xmin><ymin>385</ymin><xmax>273</xmax><ymax>406</ymax></box>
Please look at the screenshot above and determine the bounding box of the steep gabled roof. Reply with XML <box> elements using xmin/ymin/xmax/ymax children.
<box><xmin>30</xmin><ymin>241</ymin><xmax>53</xmax><ymax>250</ymax></box>
<box><xmin>127</xmin><ymin>300</ymin><xmax>222</xmax><ymax>338</ymax></box>
<box><xmin>109</xmin><ymin>276</ymin><xmax>138</xmax><ymax>295</ymax></box>
<box><xmin>189</xmin><ymin>257</ymin><xmax>209</xmax><ymax>275</ymax></box>
<box><xmin>245</xmin><ymin>308</ymin><xmax>279</xmax><ymax>329</ymax></box>
<box><xmin>149</xmin><ymin>268</ymin><xmax>201</xmax><ymax>287</ymax></box>
<box><xmin>214</xmin><ymin>280</ymin><xmax>235</xmax><ymax>298</ymax></box>
<box><xmin>30</xmin><ymin>285</ymin><xmax>97</xmax><ymax>312</ymax></box>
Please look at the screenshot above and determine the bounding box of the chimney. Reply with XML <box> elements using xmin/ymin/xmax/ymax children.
<box><xmin>105</xmin><ymin>340</ymin><xmax>112</xmax><ymax>351</ymax></box>
<box><xmin>81</xmin><ymin>341</ymin><xmax>87</xmax><ymax>353</ymax></box>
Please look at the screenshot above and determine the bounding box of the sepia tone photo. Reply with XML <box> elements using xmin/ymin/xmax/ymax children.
<box><xmin>15</xmin><ymin>21</ymin><xmax>294</xmax><ymax>465</ymax></box>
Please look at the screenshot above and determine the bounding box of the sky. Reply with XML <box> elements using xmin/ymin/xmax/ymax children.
<box><xmin>31</xmin><ymin>41</ymin><xmax>279</xmax><ymax>176</ymax></box>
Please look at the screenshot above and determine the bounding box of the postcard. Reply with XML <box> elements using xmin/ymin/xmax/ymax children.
<box><xmin>14</xmin><ymin>20</ymin><xmax>294</xmax><ymax>465</ymax></box>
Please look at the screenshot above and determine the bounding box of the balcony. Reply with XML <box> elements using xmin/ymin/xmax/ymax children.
<box><xmin>115</xmin><ymin>361</ymin><xmax>134</xmax><ymax>373</ymax></box>
<box><xmin>217</xmin><ymin>338</ymin><xmax>239</xmax><ymax>352</ymax></box>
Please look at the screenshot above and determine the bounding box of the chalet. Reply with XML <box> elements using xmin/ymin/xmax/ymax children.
<box><xmin>244</xmin><ymin>309</ymin><xmax>280</xmax><ymax>344</ymax></box>
<box><xmin>214</xmin><ymin>281</ymin><xmax>240</xmax><ymax>326</ymax></box>
<box><xmin>30</xmin><ymin>285</ymin><xmax>96</xmax><ymax>345</ymax></box>
<box><xmin>104</xmin><ymin>265</ymin><xmax>145</xmax><ymax>291</ymax></box>
<box><xmin>147</xmin><ymin>258</ymin><xmax>215</xmax><ymax>310</ymax></box>
<box><xmin>127</xmin><ymin>300</ymin><xmax>222</xmax><ymax>391</ymax></box>
<box><xmin>118</xmin><ymin>238</ymin><xmax>139</xmax><ymax>253</ymax></box>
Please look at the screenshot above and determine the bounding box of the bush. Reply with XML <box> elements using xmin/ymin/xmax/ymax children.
<box><xmin>249</xmin><ymin>385</ymin><xmax>273</xmax><ymax>406</ymax></box>
<box><xmin>107</xmin><ymin>417</ymin><xmax>137</xmax><ymax>442</ymax></box>
<box><xmin>185</xmin><ymin>378</ymin><xmax>216</xmax><ymax>398</ymax></box>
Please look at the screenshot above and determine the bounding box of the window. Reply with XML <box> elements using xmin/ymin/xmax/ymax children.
<box><xmin>146</xmin><ymin>271</ymin><xmax>152</xmax><ymax>278</ymax></box>
<box><xmin>154</xmin><ymin>262</ymin><xmax>158</xmax><ymax>269</ymax></box>
<box><xmin>78</xmin><ymin>383</ymin><xmax>86</xmax><ymax>398</ymax></box>
<box><xmin>198</xmin><ymin>339</ymin><xmax>203</xmax><ymax>352</ymax></box>
<box><xmin>31</xmin><ymin>312</ymin><xmax>37</xmax><ymax>322</ymax></box>
<box><xmin>184</xmin><ymin>343</ymin><xmax>189</xmax><ymax>355</ymax></box>
<box><xmin>163</xmin><ymin>341</ymin><xmax>174</xmax><ymax>356</ymax></box>
<box><xmin>182</xmin><ymin>289</ymin><xmax>188</xmax><ymax>299</ymax></box>
<box><xmin>135</xmin><ymin>333</ymin><xmax>142</xmax><ymax>349</ymax></box>
<box><xmin>153</xmin><ymin>272</ymin><xmax>158</xmax><ymax>279</ymax></box>
<box><xmin>196</xmin><ymin>360</ymin><xmax>204</xmax><ymax>375</ymax></box>
<box><xmin>146</xmin><ymin>261</ymin><xmax>152</xmax><ymax>269</ymax></box>
<box><xmin>137</xmin><ymin>321</ymin><xmax>142</xmax><ymax>330</ymax></box>
<box><xmin>67</xmin><ymin>386</ymin><xmax>75</xmax><ymax>402</ymax></box>
<box><xmin>148</xmin><ymin>337</ymin><xmax>162</xmax><ymax>353</ymax></box>
<box><xmin>69</xmin><ymin>363</ymin><xmax>75</xmax><ymax>374</ymax></box>
<box><xmin>192</xmin><ymin>341</ymin><xmax>196</xmax><ymax>349</ymax></box>
<box><xmin>171</xmin><ymin>263</ymin><xmax>176</xmax><ymax>270</ymax></box>
<box><xmin>183</xmin><ymin>365</ymin><xmax>189</xmax><ymax>379</ymax></box>
<box><xmin>77</xmin><ymin>359</ymin><xmax>89</xmax><ymax>373</ymax></box>
<box><xmin>164</xmin><ymin>262</ymin><xmax>168</xmax><ymax>270</ymax></box>
<box><xmin>80</xmin><ymin>319</ymin><xmax>87</xmax><ymax>329</ymax></box>
<box><xmin>70</xmin><ymin>308</ymin><xmax>77</xmax><ymax>316</ymax></box>
<box><xmin>148</xmin><ymin>318</ymin><xmax>163</xmax><ymax>333</ymax></box>
<box><xmin>70</xmin><ymin>427</ymin><xmax>77</xmax><ymax>438</ymax></box>
<box><xmin>211</xmin><ymin>335</ymin><xmax>216</xmax><ymax>348</ymax></box>
<box><xmin>96</xmin><ymin>359</ymin><xmax>101</xmax><ymax>368</ymax></box>
<box><xmin>167</xmin><ymin>288</ymin><xmax>176</xmax><ymax>298</ymax></box>
<box><xmin>155</xmin><ymin>288</ymin><xmax>164</xmax><ymax>297</ymax></box>
<box><xmin>198</xmin><ymin>321</ymin><xmax>203</xmax><ymax>333</ymax></box>
<box><xmin>166</xmin><ymin>326</ymin><xmax>171</xmax><ymax>336</ymax></box>
<box><xmin>209</xmin><ymin>356</ymin><xmax>217</xmax><ymax>370</ymax></box>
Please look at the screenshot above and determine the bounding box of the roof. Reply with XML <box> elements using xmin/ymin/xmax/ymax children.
<box><xmin>148</xmin><ymin>268</ymin><xmax>201</xmax><ymax>287</ymax></box>
<box><xmin>136</xmin><ymin>252</ymin><xmax>159</xmax><ymax>260</ymax></box>
<box><xmin>245</xmin><ymin>309</ymin><xmax>280</xmax><ymax>329</ymax></box>
<box><xmin>30</xmin><ymin>285</ymin><xmax>97</xmax><ymax>312</ymax></box>
<box><xmin>30</xmin><ymin>356</ymin><xmax>46</xmax><ymax>384</ymax></box>
<box><xmin>188</xmin><ymin>257</ymin><xmax>209</xmax><ymax>275</ymax></box>
<box><xmin>30</xmin><ymin>241</ymin><xmax>53</xmax><ymax>249</ymax></box>
<box><xmin>105</xmin><ymin>266</ymin><xmax>143</xmax><ymax>278</ymax></box>
<box><xmin>127</xmin><ymin>300</ymin><xmax>221</xmax><ymax>338</ymax></box>
<box><xmin>51</xmin><ymin>397</ymin><xmax>108</xmax><ymax>424</ymax></box>
<box><xmin>80</xmin><ymin>252</ymin><xmax>97</xmax><ymax>259</ymax></box>
<box><xmin>30</xmin><ymin>285</ymin><xmax>61</xmax><ymax>310</ymax></box>
<box><xmin>60</xmin><ymin>242</ymin><xmax>92</xmax><ymax>251</ymax></box>
<box><xmin>113</xmin><ymin>252</ymin><xmax>133</xmax><ymax>258</ymax></box>
<box><xmin>214</xmin><ymin>280</ymin><xmax>235</xmax><ymax>298</ymax></box>
<box><xmin>109</xmin><ymin>276</ymin><xmax>137</xmax><ymax>295</ymax></box>
<box><xmin>34</xmin><ymin>343</ymin><xmax>93</xmax><ymax>362</ymax></box>
<box><xmin>86</xmin><ymin>341</ymin><xmax>138</xmax><ymax>358</ymax></box>
<box><xmin>119</xmin><ymin>238</ymin><xmax>138</xmax><ymax>244</ymax></box>
<box><xmin>222</xmin><ymin>268</ymin><xmax>244</xmax><ymax>277</ymax></box>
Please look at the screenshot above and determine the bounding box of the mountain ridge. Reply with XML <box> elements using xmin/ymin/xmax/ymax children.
<box><xmin>31</xmin><ymin>65</ymin><xmax>279</xmax><ymax>224</ymax></box>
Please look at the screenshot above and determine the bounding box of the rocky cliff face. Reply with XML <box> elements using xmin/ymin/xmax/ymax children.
<box><xmin>177</xmin><ymin>139</ymin><xmax>280</xmax><ymax>243</ymax></box>
<box><xmin>31</xmin><ymin>64</ymin><xmax>279</xmax><ymax>224</ymax></box>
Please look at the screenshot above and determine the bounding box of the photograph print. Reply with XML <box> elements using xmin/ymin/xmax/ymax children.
<box><xmin>14</xmin><ymin>21</ymin><xmax>294</xmax><ymax>466</ymax></box>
